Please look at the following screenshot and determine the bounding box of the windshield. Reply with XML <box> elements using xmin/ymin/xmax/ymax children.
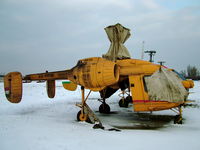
<box><xmin>173</xmin><ymin>70</ymin><xmax>186</xmax><ymax>80</ymax></box>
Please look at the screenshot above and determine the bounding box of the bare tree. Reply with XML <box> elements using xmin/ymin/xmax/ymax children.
<box><xmin>0</xmin><ymin>72</ymin><xmax>5</xmax><ymax>77</ymax></box>
<box><xmin>187</xmin><ymin>65</ymin><xmax>199</xmax><ymax>78</ymax></box>
<box><xmin>180</xmin><ymin>70</ymin><xmax>187</xmax><ymax>78</ymax></box>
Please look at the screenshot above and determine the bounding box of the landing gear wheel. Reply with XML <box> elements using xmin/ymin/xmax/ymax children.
<box><xmin>174</xmin><ymin>115</ymin><xmax>183</xmax><ymax>124</ymax></box>
<box><xmin>99</xmin><ymin>103</ymin><xmax>110</xmax><ymax>114</ymax></box>
<box><xmin>119</xmin><ymin>98</ymin><xmax>129</xmax><ymax>108</ymax></box>
<box><xmin>125</xmin><ymin>95</ymin><xmax>132</xmax><ymax>103</ymax></box>
<box><xmin>77</xmin><ymin>110</ymin><xmax>91</xmax><ymax>123</ymax></box>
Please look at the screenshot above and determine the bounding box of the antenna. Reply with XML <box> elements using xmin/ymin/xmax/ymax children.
<box><xmin>158</xmin><ymin>61</ymin><xmax>166</xmax><ymax>66</ymax></box>
<box><xmin>141</xmin><ymin>41</ymin><xmax>145</xmax><ymax>60</ymax></box>
<box><xmin>144</xmin><ymin>50</ymin><xmax>156</xmax><ymax>62</ymax></box>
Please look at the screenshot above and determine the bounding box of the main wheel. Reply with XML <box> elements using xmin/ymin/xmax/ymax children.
<box><xmin>77</xmin><ymin>110</ymin><xmax>91</xmax><ymax>123</ymax></box>
<box><xmin>126</xmin><ymin>95</ymin><xmax>132</xmax><ymax>103</ymax></box>
<box><xmin>119</xmin><ymin>98</ymin><xmax>129</xmax><ymax>108</ymax></box>
<box><xmin>174</xmin><ymin>115</ymin><xmax>183</xmax><ymax>124</ymax></box>
<box><xmin>99</xmin><ymin>103</ymin><xmax>110</xmax><ymax>114</ymax></box>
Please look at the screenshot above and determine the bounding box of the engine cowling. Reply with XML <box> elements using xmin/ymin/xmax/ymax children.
<box><xmin>69</xmin><ymin>57</ymin><xmax>120</xmax><ymax>91</ymax></box>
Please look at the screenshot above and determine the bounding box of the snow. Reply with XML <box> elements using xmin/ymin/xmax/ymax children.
<box><xmin>1</xmin><ymin>81</ymin><xmax>200</xmax><ymax>150</ymax></box>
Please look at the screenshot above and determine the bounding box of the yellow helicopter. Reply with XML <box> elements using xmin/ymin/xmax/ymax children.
<box><xmin>4</xmin><ymin>23</ymin><xmax>194</xmax><ymax>126</ymax></box>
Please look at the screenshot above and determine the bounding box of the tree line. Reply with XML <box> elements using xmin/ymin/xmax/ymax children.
<box><xmin>180</xmin><ymin>65</ymin><xmax>200</xmax><ymax>80</ymax></box>
<box><xmin>0</xmin><ymin>72</ymin><xmax>5</xmax><ymax>77</ymax></box>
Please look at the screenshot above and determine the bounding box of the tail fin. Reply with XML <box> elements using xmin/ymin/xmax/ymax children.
<box><xmin>4</xmin><ymin>72</ymin><xmax>23</xmax><ymax>103</ymax></box>
<box><xmin>47</xmin><ymin>80</ymin><xmax>56</xmax><ymax>98</ymax></box>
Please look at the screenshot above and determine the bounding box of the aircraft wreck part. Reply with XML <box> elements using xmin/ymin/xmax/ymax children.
<box><xmin>71</xmin><ymin>57</ymin><xmax>120</xmax><ymax>91</ymax></box>
<box><xmin>46</xmin><ymin>80</ymin><xmax>56</xmax><ymax>98</ymax></box>
<box><xmin>4</xmin><ymin>72</ymin><xmax>23</xmax><ymax>103</ymax></box>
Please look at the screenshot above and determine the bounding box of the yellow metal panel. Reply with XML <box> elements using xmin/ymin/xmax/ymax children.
<box><xmin>4</xmin><ymin>72</ymin><xmax>22</xmax><ymax>103</ymax></box>
<box><xmin>133</xmin><ymin>101</ymin><xmax>183</xmax><ymax>112</ymax></box>
<box><xmin>46</xmin><ymin>80</ymin><xmax>55</xmax><ymax>98</ymax></box>
<box><xmin>129</xmin><ymin>75</ymin><xmax>149</xmax><ymax>101</ymax></box>
<box><xmin>182</xmin><ymin>80</ymin><xmax>194</xmax><ymax>89</ymax></box>
<box><xmin>129</xmin><ymin>75</ymin><xmax>183</xmax><ymax>112</ymax></box>
<box><xmin>62</xmin><ymin>81</ymin><xmax>77</xmax><ymax>91</ymax></box>
<box><xmin>117</xmin><ymin>59</ymin><xmax>160</xmax><ymax>76</ymax></box>
<box><xmin>71</xmin><ymin>57</ymin><xmax>119</xmax><ymax>90</ymax></box>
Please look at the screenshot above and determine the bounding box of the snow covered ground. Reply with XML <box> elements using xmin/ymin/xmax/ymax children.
<box><xmin>0</xmin><ymin>81</ymin><xmax>200</xmax><ymax>150</ymax></box>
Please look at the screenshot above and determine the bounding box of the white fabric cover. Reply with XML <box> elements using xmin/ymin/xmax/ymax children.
<box><xmin>145</xmin><ymin>68</ymin><xmax>188</xmax><ymax>102</ymax></box>
<box><xmin>102</xmin><ymin>23</ymin><xmax>131</xmax><ymax>61</ymax></box>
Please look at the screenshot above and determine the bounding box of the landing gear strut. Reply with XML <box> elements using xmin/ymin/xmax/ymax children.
<box><xmin>76</xmin><ymin>86</ymin><xmax>102</xmax><ymax>125</ymax></box>
<box><xmin>77</xmin><ymin>110</ymin><xmax>89</xmax><ymax>122</ymax></box>
<box><xmin>118</xmin><ymin>90</ymin><xmax>132</xmax><ymax>108</ymax></box>
<box><xmin>98</xmin><ymin>89</ymin><xmax>111</xmax><ymax>114</ymax></box>
<box><xmin>172</xmin><ymin>106</ymin><xmax>183</xmax><ymax>124</ymax></box>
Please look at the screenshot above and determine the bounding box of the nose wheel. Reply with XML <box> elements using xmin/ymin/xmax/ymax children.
<box><xmin>76</xmin><ymin>86</ymin><xmax>101</xmax><ymax>124</ymax></box>
<box><xmin>77</xmin><ymin>110</ymin><xmax>91</xmax><ymax>123</ymax></box>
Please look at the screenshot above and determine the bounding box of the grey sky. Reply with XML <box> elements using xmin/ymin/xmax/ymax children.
<box><xmin>0</xmin><ymin>0</ymin><xmax>200</xmax><ymax>75</ymax></box>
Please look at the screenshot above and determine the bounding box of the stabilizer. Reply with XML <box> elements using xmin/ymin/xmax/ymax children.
<box><xmin>46</xmin><ymin>80</ymin><xmax>56</xmax><ymax>98</ymax></box>
<box><xmin>62</xmin><ymin>81</ymin><xmax>77</xmax><ymax>91</ymax></box>
<box><xmin>4</xmin><ymin>72</ymin><xmax>23</xmax><ymax>103</ymax></box>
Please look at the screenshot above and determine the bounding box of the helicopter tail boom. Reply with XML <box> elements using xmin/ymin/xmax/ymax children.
<box><xmin>3</xmin><ymin>70</ymin><xmax>71</xmax><ymax>103</ymax></box>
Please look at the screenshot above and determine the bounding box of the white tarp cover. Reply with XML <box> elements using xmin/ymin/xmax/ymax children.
<box><xmin>145</xmin><ymin>67</ymin><xmax>188</xmax><ymax>103</ymax></box>
<box><xmin>102</xmin><ymin>23</ymin><xmax>131</xmax><ymax>61</ymax></box>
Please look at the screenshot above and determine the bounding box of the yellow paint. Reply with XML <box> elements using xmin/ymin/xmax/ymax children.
<box><xmin>129</xmin><ymin>75</ymin><xmax>149</xmax><ymax>101</ymax></box>
<box><xmin>46</xmin><ymin>80</ymin><xmax>55</xmax><ymax>98</ymax></box>
<box><xmin>4</xmin><ymin>72</ymin><xmax>22</xmax><ymax>103</ymax></box>
<box><xmin>69</xmin><ymin>57</ymin><xmax>120</xmax><ymax>91</ymax></box>
<box><xmin>182</xmin><ymin>80</ymin><xmax>194</xmax><ymax>89</ymax></box>
<box><xmin>116</xmin><ymin>59</ymin><xmax>160</xmax><ymax>76</ymax></box>
<box><xmin>62</xmin><ymin>81</ymin><xmax>77</xmax><ymax>91</ymax></box>
<box><xmin>133</xmin><ymin>101</ymin><xmax>183</xmax><ymax>112</ymax></box>
<box><xmin>3</xmin><ymin>57</ymin><xmax>194</xmax><ymax>113</ymax></box>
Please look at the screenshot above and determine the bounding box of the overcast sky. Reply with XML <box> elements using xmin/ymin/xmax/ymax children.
<box><xmin>0</xmin><ymin>0</ymin><xmax>200</xmax><ymax>74</ymax></box>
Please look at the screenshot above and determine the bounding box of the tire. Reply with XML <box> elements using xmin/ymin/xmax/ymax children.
<box><xmin>77</xmin><ymin>110</ymin><xmax>91</xmax><ymax>123</ymax></box>
<box><xmin>119</xmin><ymin>98</ymin><xmax>129</xmax><ymax>108</ymax></box>
<box><xmin>174</xmin><ymin>115</ymin><xmax>183</xmax><ymax>124</ymax></box>
<box><xmin>99</xmin><ymin>103</ymin><xmax>110</xmax><ymax>114</ymax></box>
<box><xmin>126</xmin><ymin>95</ymin><xmax>132</xmax><ymax>103</ymax></box>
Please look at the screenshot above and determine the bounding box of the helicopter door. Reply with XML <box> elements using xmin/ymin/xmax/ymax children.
<box><xmin>128</xmin><ymin>75</ymin><xmax>149</xmax><ymax>112</ymax></box>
